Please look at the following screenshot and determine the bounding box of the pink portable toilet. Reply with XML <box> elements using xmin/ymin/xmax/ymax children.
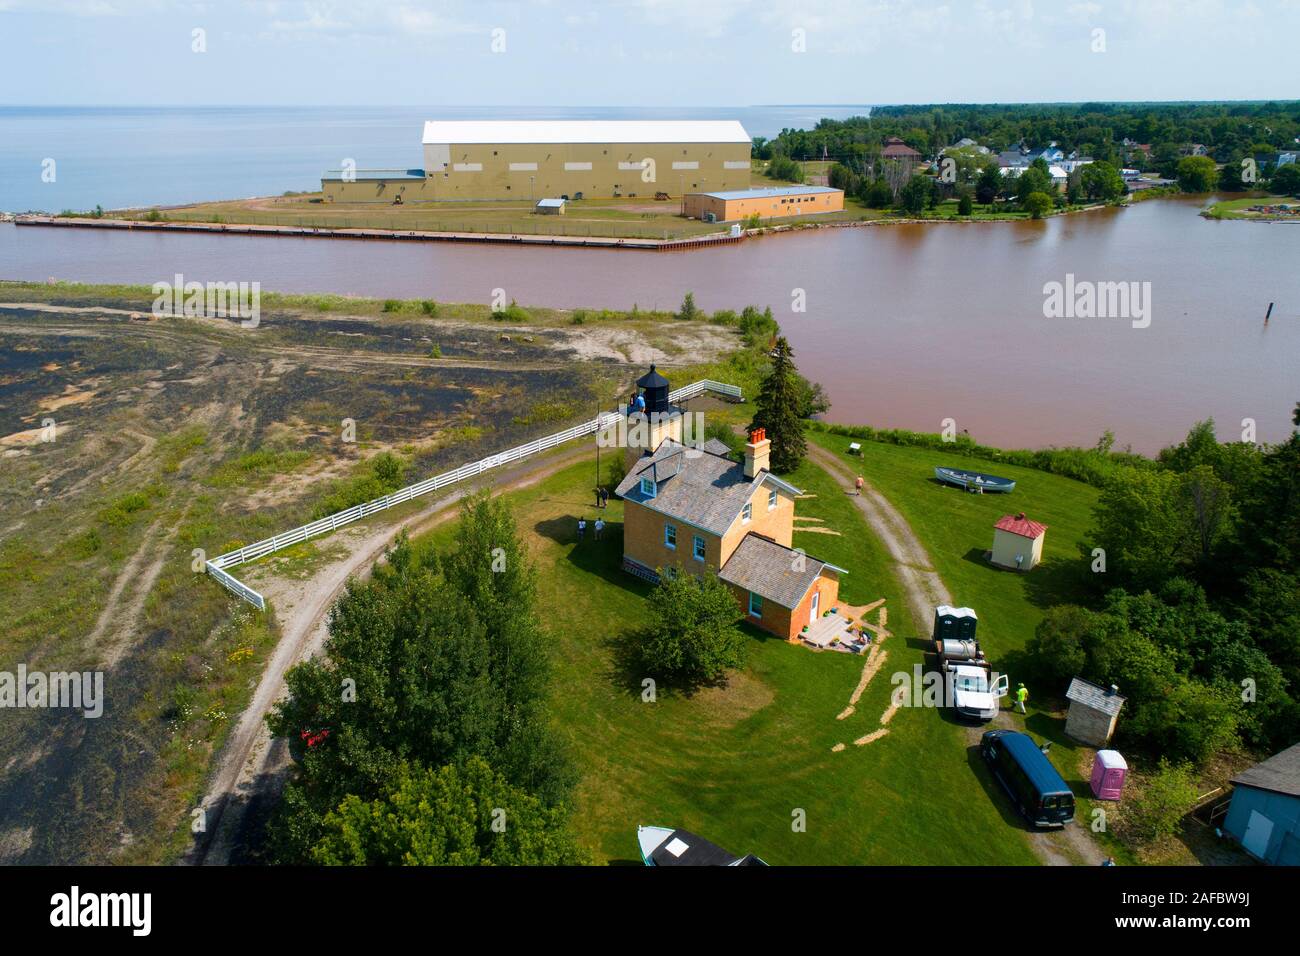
<box><xmin>1090</xmin><ymin>750</ymin><xmax>1128</xmax><ymax>800</ymax></box>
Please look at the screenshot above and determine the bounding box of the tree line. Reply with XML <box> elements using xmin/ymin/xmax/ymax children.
<box><xmin>1024</xmin><ymin>408</ymin><xmax>1300</xmax><ymax>769</ymax></box>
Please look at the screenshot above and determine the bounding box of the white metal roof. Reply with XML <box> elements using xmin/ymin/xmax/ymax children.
<box><xmin>422</xmin><ymin>119</ymin><xmax>751</xmax><ymax>146</ymax></box>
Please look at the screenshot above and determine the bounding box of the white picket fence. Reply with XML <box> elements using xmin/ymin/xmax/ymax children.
<box><xmin>205</xmin><ymin>379</ymin><xmax>743</xmax><ymax>609</ymax></box>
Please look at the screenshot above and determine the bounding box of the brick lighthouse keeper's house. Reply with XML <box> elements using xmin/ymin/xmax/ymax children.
<box><xmin>613</xmin><ymin>366</ymin><xmax>845</xmax><ymax>642</ymax></box>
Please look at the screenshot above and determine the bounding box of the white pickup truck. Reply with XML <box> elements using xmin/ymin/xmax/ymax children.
<box><xmin>935</xmin><ymin>639</ymin><xmax>1008</xmax><ymax>722</ymax></box>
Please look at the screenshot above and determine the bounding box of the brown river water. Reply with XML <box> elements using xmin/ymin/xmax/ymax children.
<box><xmin>2</xmin><ymin>195</ymin><xmax>1296</xmax><ymax>453</ymax></box>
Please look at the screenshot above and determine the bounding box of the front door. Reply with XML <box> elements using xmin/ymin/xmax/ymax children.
<box><xmin>810</xmin><ymin>590</ymin><xmax>820</xmax><ymax>624</ymax></box>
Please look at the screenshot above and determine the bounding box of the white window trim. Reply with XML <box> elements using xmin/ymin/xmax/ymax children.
<box><xmin>741</xmin><ymin>502</ymin><xmax>752</xmax><ymax>524</ymax></box>
<box><xmin>693</xmin><ymin>535</ymin><xmax>706</xmax><ymax>561</ymax></box>
<box><xmin>640</xmin><ymin>477</ymin><xmax>656</xmax><ymax>499</ymax></box>
<box><xmin>664</xmin><ymin>523</ymin><xmax>677</xmax><ymax>550</ymax></box>
<box><xmin>768</xmin><ymin>489</ymin><xmax>778</xmax><ymax>511</ymax></box>
<box><xmin>749</xmin><ymin>592</ymin><xmax>763</xmax><ymax>618</ymax></box>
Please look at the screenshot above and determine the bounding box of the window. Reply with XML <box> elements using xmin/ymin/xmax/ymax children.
<box><xmin>640</xmin><ymin>477</ymin><xmax>656</xmax><ymax>499</ymax></box>
<box><xmin>768</xmin><ymin>489</ymin><xmax>778</xmax><ymax>511</ymax></box>
<box><xmin>664</xmin><ymin>523</ymin><xmax>677</xmax><ymax>549</ymax></box>
<box><xmin>741</xmin><ymin>502</ymin><xmax>752</xmax><ymax>523</ymax></box>
<box><xmin>693</xmin><ymin>535</ymin><xmax>706</xmax><ymax>561</ymax></box>
<box><xmin>749</xmin><ymin>592</ymin><xmax>763</xmax><ymax>618</ymax></box>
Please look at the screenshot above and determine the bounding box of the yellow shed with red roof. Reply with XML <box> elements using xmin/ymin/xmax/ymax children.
<box><xmin>991</xmin><ymin>512</ymin><xmax>1047</xmax><ymax>571</ymax></box>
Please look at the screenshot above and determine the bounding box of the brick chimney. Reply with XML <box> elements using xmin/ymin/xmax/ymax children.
<box><xmin>744</xmin><ymin>428</ymin><xmax>771</xmax><ymax>478</ymax></box>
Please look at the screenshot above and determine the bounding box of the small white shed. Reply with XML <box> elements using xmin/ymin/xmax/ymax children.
<box><xmin>535</xmin><ymin>198</ymin><xmax>566</xmax><ymax>215</ymax></box>
<box><xmin>991</xmin><ymin>512</ymin><xmax>1047</xmax><ymax>571</ymax></box>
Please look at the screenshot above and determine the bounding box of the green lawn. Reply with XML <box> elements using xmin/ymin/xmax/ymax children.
<box><xmin>412</xmin><ymin>452</ymin><xmax>1039</xmax><ymax>865</ymax></box>
<box><xmin>806</xmin><ymin>432</ymin><xmax>1136</xmax><ymax>861</ymax></box>
<box><xmin>1203</xmin><ymin>194</ymin><xmax>1300</xmax><ymax>220</ymax></box>
<box><xmin>808</xmin><ymin>432</ymin><xmax>1100</xmax><ymax>664</ymax></box>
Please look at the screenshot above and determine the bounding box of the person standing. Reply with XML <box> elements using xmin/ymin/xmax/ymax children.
<box><xmin>577</xmin><ymin>517</ymin><xmax>587</xmax><ymax>542</ymax></box>
<box><xmin>595</xmin><ymin>486</ymin><xmax>603</xmax><ymax>509</ymax></box>
<box><xmin>855</xmin><ymin>475</ymin><xmax>864</xmax><ymax>496</ymax></box>
<box><xmin>594</xmin><ymin>517</ymin><xmax>605</xmax><ymax>541</ymax></box>
<box><xmin>600</xmin><ymin>486</ymin><xmax>609</xmax><ymax>508</ymax></box>
<box><xmin>1015</xmin><ymin>682</ymin><xmax>1029</xmax><ymax>714</ymax></box>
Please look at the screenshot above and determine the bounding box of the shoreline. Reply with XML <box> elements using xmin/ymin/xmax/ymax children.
<box><xmin>11</xmin><ymin>197</ymin><xmax>1126</xmax><ymax>252</ymax></box>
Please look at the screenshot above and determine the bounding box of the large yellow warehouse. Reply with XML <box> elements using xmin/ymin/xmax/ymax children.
<box><xmin>322</xmin><ymin>119</ymin><xmax>752</xmax><ymax>203</ymax></box>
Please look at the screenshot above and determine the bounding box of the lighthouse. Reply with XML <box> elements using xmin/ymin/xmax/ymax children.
<box><xmin>624</xmin><ymin>364</ymin><xmax>684</xmax><ymax>468</ymax></box>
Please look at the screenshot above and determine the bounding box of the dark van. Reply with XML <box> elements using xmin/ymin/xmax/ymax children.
<box><xmin>980</xmin><ymin>730</ymin><xmax>1075</xmax><ymax>827</ymax></box>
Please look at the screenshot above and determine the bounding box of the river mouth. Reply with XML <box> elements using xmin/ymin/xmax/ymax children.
<box><xmin>3</xmin><ymin>194</ymin><xmax>1297</xmax><ymax>453</ymax></box>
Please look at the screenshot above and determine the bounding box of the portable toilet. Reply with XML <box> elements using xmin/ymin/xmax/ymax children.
<box><xmin>1090</xmin><ymin>750</ymin><xmax>1128</xmax><ymax>801</ymax></box>
<box><xmin>933</xmin><ymin>605</ymin><xmax>978</xmax><ymax>642</ymax></box>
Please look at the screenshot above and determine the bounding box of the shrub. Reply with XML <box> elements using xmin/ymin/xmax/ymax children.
<box><xmin>639</xmin><ymin>571</ymin><xmax>747</xmax><ymax>687</ymax></box>
<box><xmin>491</xmin><ymin>299</ymin><xmax>530</xmax><ymax>322</ymax></box>
<box><xmin>381</xmin><ymin>299</ymin><xmax>401</xmax><ymax>313</ymax></box>
<box><xmin>420</xmin><ymin>300</ymin><xmax>437</xmax><ymax>316</ymax></box>
<box><xmin>676</xmin><ymin>292</ymin><xmax>700</xmax><ymax>321</ymax></box>
<box><xmin>1023</xmin><ymin>191</ymin><xmax>1054</xmax><ymax>219</ymax></box>
<box><xmin>1117</xmin><ymin>760</ymin><xmax>1199</xmax><ymax>847</ymax></box>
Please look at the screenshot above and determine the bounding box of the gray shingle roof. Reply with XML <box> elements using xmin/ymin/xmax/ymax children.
<box><xmin>1232</xmin><ymin>742</ymin><xmax>1300</xmax><ymax>798</ymax></box>
<box><xmin>615</xmin><ymin>439</ymin><xmax>783</xmax><ymax>536</ymax></box>
<box><xmin>719</xmin><ymin>535</ymin><xmax>831</xmax><ymax>609</ymax></box>
<box><xmin>701</xmin><ymin>438</ymin><xmax>735</xmax><ymax>458</ymax></box>
<box><xmin>1065</xmin><ymin>677</ymin><xmax>1126</xmax><ymax>716</ymax></box>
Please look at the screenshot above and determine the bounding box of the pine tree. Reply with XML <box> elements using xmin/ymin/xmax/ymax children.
<box><xmin>751</xmin><ymin>336</ymin><xmax>807</xmax><ymax>473</ymax></box>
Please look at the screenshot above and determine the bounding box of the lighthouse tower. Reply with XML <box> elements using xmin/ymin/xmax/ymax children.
<box><xmin>624</xmin><ymin>364</ymin><xmax>684</xmax><ymax>469</ymax></box>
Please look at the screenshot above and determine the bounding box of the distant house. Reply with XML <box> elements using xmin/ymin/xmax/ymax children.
<box><xmin>1277</xmin><ymin>152</ymin><xmax>1298</xmax><ymax>169</ymax></box>
<box><xmin>990</xmin><ymin>512</ymin><xmax>1047</xmax><ymax>571</ymax></box>
<box><xmin>998</xmin><ymin>149</ymin><xmax>1029</xmax><ymax>169</ymax></box>
<box><xmin>1031</xmin><ymin>142</ymin><xmax>1066</xmax><ymax>163</ymax></box>
<box><xmin>882</xmin><ymin>136</ymin><xmax>922</xmax><ymax>166</ymax></box>
<box><xmin>998</xmin><ymin>165</ymin><xmax>1067</xmax><ymax>192</ymax></box>
<box><xmin>535</xmin><ymin>197</ymin><xmax>566</xmax><ymax>215</ymax></box>
<box><xmin>1181</xmin><ymin>143</ymin><xmax>1209</xmax><ymax>157</ymax></box>
<box><xmin>1223</xmin><ymin>743</ymin><xmax>1300</xmax><ymax>864</ymax></box>
<box><xmin>1064</xmin><ymin>678</ymin><xmax>1125</xmax><ymax>747</ymax></box>
<box><xmin>947</xmin><ymin>138</ymin><xmax>990</xmax><ymax>155</ymax></box>
<box><xmin>614</xmin><ymin>367</ymin><xmax>845</xmax><ymax>641</ymax></box>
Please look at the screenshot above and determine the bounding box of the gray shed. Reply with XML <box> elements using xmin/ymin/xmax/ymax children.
<box><xmin>1064</xmin><ymin>678</ymin><xmax>1125</xmax><ymax>747</ymax></box>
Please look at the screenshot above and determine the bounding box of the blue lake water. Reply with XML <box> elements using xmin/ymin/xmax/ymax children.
<box><xmin>0</xmin><ymin>104</ymin><xmax>871</xmax><ymax>212</ymax></box>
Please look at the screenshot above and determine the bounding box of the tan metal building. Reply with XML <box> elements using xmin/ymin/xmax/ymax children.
<box><xmin>320</xmin><ymin>119</ymin><xmax>752</xmax><ymax>204</ymax></box>
<box><xmin>682</xmin><ymin>185</ymin><xmax>844</xmax><ymax>222</ymax></box>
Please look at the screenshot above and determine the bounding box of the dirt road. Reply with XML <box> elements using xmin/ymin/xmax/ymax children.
<box><xmin>809</xmin><ymin>444</ymin><xmax>1103</xmax><ymax>866</ymax></box>
<box><xmin>191</xmin><ymin>442</ymin><xmax>595</xmax><ymax>865</ymax></box>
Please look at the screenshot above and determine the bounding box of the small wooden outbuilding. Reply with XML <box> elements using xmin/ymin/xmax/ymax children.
<box><xmin>1064</xmin><ymin>677</ymin><xmax>1125</xmax><ymax>747</ymax></box>
<box><xmin>991</xmin><ymin>512</ymin><xmax>1047</xmax><ymax>571</ymax></box>
<box><xmin>535</xmin><ymin>198</ymin><xmax>566</xmax><ymax>215</ymax></box>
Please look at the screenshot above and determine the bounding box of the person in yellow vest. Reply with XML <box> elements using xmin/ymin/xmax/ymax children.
<box><xmin>1015</xmin><ymin>682</ymin><xmax>1029</xmax><ymax>714</ymax></box>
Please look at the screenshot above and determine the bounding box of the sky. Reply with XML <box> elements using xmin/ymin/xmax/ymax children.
<box><xmin>0</xmin><ymin>0</ymin><xmax>1297</xmax><ymax>107</ymax></box>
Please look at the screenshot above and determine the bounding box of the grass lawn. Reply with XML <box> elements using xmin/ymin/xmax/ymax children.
<box><xmin>808</xmin><ymin>432</ymin><xmax>1100</xmax><ymax>663</ymax></box>
<box><xmin>1203</xmin><ymin>194</ymin><xmax>1300</xmax><ymax>220</ymax></box>
<box><xmin>412</xmin><ymin>451</ymin><xmax>1040</xmax><ymax>865</ymax></box>
<box><xmin>100</xmin><ymin>192</ymin><xmax>870</xmax><ymax>241</ymax></box>
<box><xmin>806</xmin><ymin>431</ymin><xmax>1138</xmax><ymax>860</ymax></box>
